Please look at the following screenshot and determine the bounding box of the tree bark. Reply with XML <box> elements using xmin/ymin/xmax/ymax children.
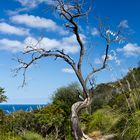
<box><xmin>71</xmin><ymin>97</ymin><xmax>93</xmax><ymax>140</ymax></box>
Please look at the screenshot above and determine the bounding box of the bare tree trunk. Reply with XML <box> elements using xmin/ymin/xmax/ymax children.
<box><xmin>71</xmin><ymin>97</ymin><xmax>93</xmax><ymax>140</ymax></box>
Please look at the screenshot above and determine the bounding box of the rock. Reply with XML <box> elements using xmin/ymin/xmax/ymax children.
<box><xmin>88</xmin><ymin>131</ymin><xmax>102</xmax><ymax>138</ymax></box>
<box><xmin>87</xmin><ymin>131</ymin><xmax>117</xmax><ymax>140</ymax></box>
<box><xmin>102</xmin><ymin>134</ymin><xmax>117</xmax><ymax>140</ymax></box>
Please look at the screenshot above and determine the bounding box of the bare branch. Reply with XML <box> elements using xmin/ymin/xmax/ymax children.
<box><xmin>85</xmin><ymin>43</ymin><xmax>109</xmax><ymax>84</ymax></box>
<box><xmin>85</xmin><ymin>18</ymin><xmax>126</xmax><ymax>84</ymax></box>
<box><xmin>15</xmin><ymin>48</ymin><xmax>77</xmax><ymax>87</ymax></box>
<box><xmin>56</xmin><ymin>0</ymin><xmax>93</xmax><ymax>74</ymax></box>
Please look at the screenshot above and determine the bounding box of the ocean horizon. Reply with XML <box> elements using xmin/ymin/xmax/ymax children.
<box><xmin>0</xmin><ymin>104</ymin><xmax>47</xmax><ymax>114</ymax></box>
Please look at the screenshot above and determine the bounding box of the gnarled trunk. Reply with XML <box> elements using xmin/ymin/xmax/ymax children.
<box><xmin>71</xmin><ymin>97</ymin><xmax>93</xmax><ymax>140</ymax></box>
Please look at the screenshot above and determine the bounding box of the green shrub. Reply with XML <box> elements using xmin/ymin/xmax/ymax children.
<box><xmin>21</xmin><ymin>131</ymin><xmax>43</xmax><ymax>140</ymax></box>
<box><xmin>3</xmin><ymin>111</ymin><xmax>35</xmax><ymax>133</ymax></box>
<box><xmin>52</xmin><ymin>82</ymin><xmax>80</xmax><ymax>115</ymax></box>
<box><xmin>0</xmin><ymin>132</ymin><xmax>21</xmax><ymax>140</ymax></box>
<box><xmin>114</xmin><ymin>110</ymin><xmax>140</xmax><ymax>140</ymax></box>
<box><xmin>85</xmin><ymin>106</ymin><xmax>121</xmax><ymax>133</ymax></box>
<box><xmin>110</xmin><ymin>88</ymin><xmax>140</xmax><ymax>113</ymax></box>
<box><xmin>0</xmin><ymin>87</ymin><xmax>7</xmax><ymax>103</ymax></box>
<box><xmin>33</xmin><ymin>103</ymin><xmax>66</xmax><ymax>138</ymax></box>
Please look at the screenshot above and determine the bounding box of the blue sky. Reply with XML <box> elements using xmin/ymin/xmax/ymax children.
<box><xmin>0</xmin><ymin>0</ymin><xmax>140</xmax><ymax>104</ymax></box>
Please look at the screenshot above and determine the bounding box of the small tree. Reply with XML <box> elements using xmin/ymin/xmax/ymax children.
<box><xmin>15</xmin><ymin>0</ymin><xmax>125</xmax><ymax>139</ymax></box>
<box><xmin>0</xmin><ymin>87</ymin><xmax>7</xmax><ymax>103</ymax></box>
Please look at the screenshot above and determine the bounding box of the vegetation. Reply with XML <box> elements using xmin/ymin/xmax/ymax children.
<box><xmin>14</xmin><ymin>0</ymin><xmax>127</xmax><ymax>139</ymax></box>
<box><xmin>0</xmin><ymin>87</ymin><xmax>7</xmax><ymax>103</ymax></box>
<box><xmin>0</xmin><ymin>66</ymin><xmax>140</xmax><ymax>140</ymax></box>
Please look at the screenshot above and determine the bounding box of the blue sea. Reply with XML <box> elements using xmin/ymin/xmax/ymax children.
<box><xmin>0</xmin><ymin>104</ymin><xmax>47</xmax><ymax>114</ymax></box>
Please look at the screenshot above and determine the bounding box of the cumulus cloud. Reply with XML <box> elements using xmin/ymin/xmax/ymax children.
<box><xmin>7</xmin><ymin>0</ymin><xmax>55</xmax><ymax>15</ymax></box>
<box><xmin>11</xmin><ymin>14</ymin><xmax>67</xmax><ymax>35</ymax></box>
<box><xmin>62</xmin><ymin>68</ymin><xmax>74</xmax><ymax>74</ymax></box>
<box><xmin>92</xmin><ymin>28</ymin><xmax>99</xmax><ymax>36</ymax></box>
<box><xmin>118</xmin><ymin>20</ymin><xmax>129</xmax><ymax>28</ymax></box>
<box><xmin>25</xmin><ymin>34</ymin><xmax>81</xmax><ymax>54</ymax></box>
<box><xmin>0</xmin><ymin>22</ymin><xmax>30</xmax><ymax>36</ymax></box>
<box><xmin>11</xmin><ymin>14</ymin><xmax>57</xmax><ymax>29</ymax></box>
<box><xmin>0</xmin><ymin>38</ymin><xmax>23</xmax><ymax>52</ymax></box>
<box><xmin>0</xmin><ymin>33</ymin><xmax>84</xmax><ymax>53</ymax></box>
<box><xmin>16</xmin><ymin>0</ymin><xmax>54</xmax><ymax>8</ymax></box>
<box><xmin>117</xmin><ymin>43</ymin><xmax>140</xmax><ymax>56</ymax></box>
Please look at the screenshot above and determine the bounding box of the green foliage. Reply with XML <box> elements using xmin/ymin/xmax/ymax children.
<box><xmin>0</xmin><ymin>68</ymin><xmax>139</xmax><ymax>140</ymax></box>
<box><xmin>91</xmin><ymin>67</ymin><xmax>140</xmax><ymax>112</ymax></box>
<box><xmin>0</xmin><ymin>132</ymin><xmax>22</xmax><ymax>140</ymax></box>
<box><xmin>123</xmin><ymin>110</ymin><xmax>140</xmax><ymax>139</ymax></box>
<box><xmin>33</xmin><ymin>103</ymin><xmax>65</xmax><ymax>137</ymax></box>
<box><xmin>51</xmin><ymin>82</ymin><xmax>81</xmax><ymax>139</ymax></box>
<box><xmin>112</xmin><ymin>111</ymin><xmax>140</xmax><ymax>140</ymax></box>
<box><xmin>83</xmin><ymin>106</ymin><xmax>121</xmax><ymax>133</ymax></box>
<box><xmin>34</xmin><ymin>103</ymin><xmax>65</xmax><ymax>126</ymax></box>
<box><xmin>3</xmin><ymin>111</ymin><xmax>35</xmax><ymax>133</ymax></box>
<box><xmin>21</xmin><ymin>131</ymin><xmax>43</xmax><ymax>140</ymax></box>
<box><xmin>52</xmin><ymin>82</ymin><xmax>80</xmax><ymax>115</ymax></box>
<box><xmin>0</xmin><ymin>87</ymin><xmax>7</xmax><ymax>103</ymax></box>
<box><xmin>0</xmin><ymin>109</ymin><xmax>4</xmax><ymax>124</ymax></box>
<box><xmin>109</xmin><ymin>88</ymin><xmax>140</xmax><ymax>113</ymax></box>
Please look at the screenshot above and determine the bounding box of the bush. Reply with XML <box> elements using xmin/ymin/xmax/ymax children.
<box><xmin>109</xmin><ymin>88</ymin><xmax>140</xmax><ymax>113</ymax></box>
<box><xmin>114</xmin><ymin>110</ymin><xmax>140</xmax><ymax>140</ymax></box>
<box><xmin>33</xmin><ymin>103</ymin><xmax>66</xmax><ymax>138</ymax></box>
<box><xmin>20</xmin><ymin>131</ymin><xmax>43</xmax><ymax>140</ymax></box>
<box><xmin>0</xmin><ymin>132</ymin><xmax>21</xmax><ymax>140</ymax></box>
<box><xmin>52</xmin><ymin>82</ymin><xmax>80</xmax><ymax>115</ymax></box>
<box><xmin>84</xmin><ymin>106</ymin><xmax>121</xmax><ymax>133</ymax></box>
<box><xmin>3</xmin><ymin>111</ymin><xmax>35</xmax><ymax>133</ymax></box>
<box><xmin>0</xmin><ymin>87</ymin><xmax>7</xmax><ymax>103</ymax></box>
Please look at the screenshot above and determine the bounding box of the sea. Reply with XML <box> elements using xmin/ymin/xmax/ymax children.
<box><xmin>0</xmin><ymin>104</ymin><xmax>47</xmax><ymax>114</ymax></box>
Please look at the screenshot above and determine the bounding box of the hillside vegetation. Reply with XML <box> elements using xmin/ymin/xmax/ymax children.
<box><xmin>0</xmin><ymin>66</ymin><xmax>140</xmax><ymax>140</ymax></box>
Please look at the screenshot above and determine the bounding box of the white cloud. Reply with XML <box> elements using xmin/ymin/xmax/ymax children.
<box><xmin>102</xmin><ymin>50</ymin><xmax>121</xmax><ymax>65</ymax></box>
<box><xmin>25</xmin><ymin>34</ymin><xmax>80</xmax><ymax>54</ymax></box>
<box><xmin>118</xmin><ymin>20</ymin><xmax>129</xmax><ymax>28</ymax></box>
<box><xmin>16</xmin><ymin>0</ymin><xmax>54</xmax><ymax>8</ymax></box>
<box><xmin>0</xmin><ymin>33</ymin><xmax>83</xmax><ymax>54</ymax></box>
<box><xmin>60</xmin><ymin>34</ymin><xmax>85</xmax><ymax>54</ymax></box>
<box><xmin>62</xmin><ymin>68</ymin><xmax>74</xmax><ymax>74</ymax></box>
<box><xmin>7</xmin><ymin>0</ymin><xmax>55</xmax><ymax>15</ymax></box>
<box><xmin>92</xmin><ymin>28</ymin><xmax>99</xmax><ymax>36</ymax></box>
<box><xmin>0</xmin><ymin>22</ymin><xmax>30</xmax><ymax>36</ymax></box>
<box><xmin>0</xmin><ymin>38</ymin><xmax>23</xmax><ymax>52</ymax></box>
<box><xmin>11</xmin><ymin>14</ymin><xmax>67</xmax><ymax>35</ymax></box>
<box><xmin>24</xmin><ymin>37</ymin><xmax>60</xmax><ymax>50</ymax></box>
<box><xmin>7</xmin><ymin>7</ymin><xmax>28</xmax><ymax>16</ymax></box>
<box><xmin>11</xmin><ymin>14</ymin><xmax>57</xmax><ymax>29</ymax></box>
<box><xmin>117</xmin><ymin>43</ymin><xmax>140</xmax><ymax>56</ymax></box>
<box><xmin>16</xmin><ymin>0</ymin><xmax>39</xmax><ymax>8</ymax></box>
<box><xmin>102</xmin><ymin>54</ymin><xmax>114</xmax><ymax>61</ymax></box>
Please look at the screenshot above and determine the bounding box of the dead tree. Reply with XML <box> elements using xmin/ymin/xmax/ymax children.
<box><xmin>14</xmin><ymin>0</ymin><xmax>124</xmax><ymax>139</ymax></box>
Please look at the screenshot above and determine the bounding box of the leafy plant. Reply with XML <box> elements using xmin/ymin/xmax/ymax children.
<box><xmin>84</xmin><ymin>106</ymin><xmax>121</xmax><ymax>133</ymax></box>
<box><xmin>21</xmin><ymin>131</ymin><xmax>43</xmax><ymax>140</ymax></box>
<box><xmin>0</xmin><ymin>87</ymin><xmax>7</xmax><ymax>103</ymax></box>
